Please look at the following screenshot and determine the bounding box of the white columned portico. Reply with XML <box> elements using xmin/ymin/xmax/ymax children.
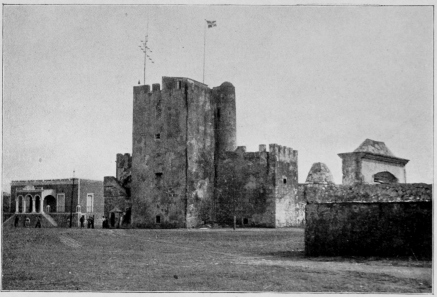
<box><xmin>15</xmin><ymin>198</ymin><xmax>19</xmax><ymax>213</ymax></box>
<box><xmin>32</xmin><ymin>197</ymin><xmax>36</xmax><ymax>213</ymax></box>
<box><xmin>22</xmin><ymin>198</ymin><xmax>26</xmax><ymax>213</ymax></box>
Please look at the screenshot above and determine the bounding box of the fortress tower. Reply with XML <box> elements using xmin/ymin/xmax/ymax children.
<box><xmin>104</xmin><ymin>75</ymin><xmax>299</xmax><ymax>228</ymax></box>
<box><xmin>131</xmin><ymin>77</ymin><xmax>236</xmax><ymax>228</ymax></box>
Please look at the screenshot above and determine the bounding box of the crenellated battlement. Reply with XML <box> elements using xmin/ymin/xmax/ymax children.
<box><xmin>269</xmin><ymin>144</ymin><xmax>298</xmax><ymax>161</ymax></box>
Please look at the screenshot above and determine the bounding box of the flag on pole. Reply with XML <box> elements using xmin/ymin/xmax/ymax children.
<box><xmin>206</xmin><ymin>20</ymin><xmax>217</xmax><ymax>28</ymax></box>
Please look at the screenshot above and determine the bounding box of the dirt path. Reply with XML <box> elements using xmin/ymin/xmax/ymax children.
<box><xmin>59</xmin><ymin>235</ymin><xmax>82</xmax><ymax>248</ymax></box>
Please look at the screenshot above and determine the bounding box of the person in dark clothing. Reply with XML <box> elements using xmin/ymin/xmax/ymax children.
<box><xmin>14</xmin><ymin>216</ymin><xmax>19</xmax><ymax>228</ymax></box>
<box><xmin>87</xmin><ymin>217</ymin><xmax>91</xmax><ymax>228</ymax></box>
<box><xmin>35</xmin><ymin>216</ymin><xmax>41</xmax><ymax>228</ymax></box>
<box><xmin>102</xmin><ymin>216</ymin><xmax>108</xmax><ymax>229</ymax></box>
<box><xmin>25</xmin><ymin>217</ymin><xmax>30</xmax><ymax>228</ymax></box>
<box><xmin>80</xmin><ymin>215</ymin><xmax>85</xmax><ymax>228</ymax></box>
<box><xmin>91</xmin><ymin>216</ymin><xmax>95</xmax><ymax>229</ymax></box>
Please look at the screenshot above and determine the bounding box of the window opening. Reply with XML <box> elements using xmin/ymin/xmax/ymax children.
<box><xmin>283</xmin><ymin>178</ymin><xmax>287</xmax><ymax>184</ymax></box>
<box><xmin>155</xmin><ymin>173</ymin><xmax>163</xmax><ymax>189</ymax></box>
<box><xmin>156</xmin><ymin>215</ymin><xmax>161</xmax><ymax>224</ymax></box>
<box><xmin>155</xmin><ymin>133</ymin><xmax>161</xmax><ymax>140</ymax></box>
<box><xmin>86</xmin><ymin>193</ymin><xmax>94</xmax><ymax>213</ymax></box>
<box><xmin>57</xmin><ymin>194</ymin><xmax>65</xmax><ymax>212</ymax></box>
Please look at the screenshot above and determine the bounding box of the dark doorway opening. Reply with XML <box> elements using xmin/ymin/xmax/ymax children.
<box><xmin>373</xmin><ymin>171</ymin><xmax>398</xmax><ymax>184</ymax></box>
<box><xmin>110</xmin><ymin>213</ymin><xmax>115</xmax><ymax>227</ymax></box>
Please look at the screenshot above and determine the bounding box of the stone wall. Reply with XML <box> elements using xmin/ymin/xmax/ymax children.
<box><xmin>216</xmin><ymin>146</ymin><xmax>273</xmax><ymax>227</ymax></box>
<box><xmin>272</xmin><ymin>144</ymin><xmax>299</xmax><ymax>227</ymax></box>
<box><xmin>185</xmin><ymin>79</ymin><xmax>216</xmax><ymax>228</ymax></box>
<box><xmin>132</xmin><ymin>78</ymin><xmax>217</xmax><ymax>228</ymax></box>
<box><xmin>116</xmin><ymin>153</ymin><xmax>132</xmax><ymax>181</ymax></box>
<box><xmin>132</xmin><ymin>83</ymin><xmax>189</xmax><ymax>228</ymax></box>
<box><xmin>305</xmin><ymin>183</ymin><xmax>432</xmax><ymax>259</ymax></box>
<box><xmin>104</xmin><ymin>176</ymin><xmax>130</xmax><ymax>216</ymax></box>
<box><xmin>339</xmin><ymin>153</ymin><xmax>362</xmax><ymax>185</ymax></box>
<box><xmin>216</xmin><ymin>144</ymin><xmax>299</xmax><ymax>227</ymax></box>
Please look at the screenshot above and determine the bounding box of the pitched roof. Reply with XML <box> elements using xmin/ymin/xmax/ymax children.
<box><xmin>353</xmin><ymin>139</ymin><xmax>395</xmax><ymax>157</ymax></box>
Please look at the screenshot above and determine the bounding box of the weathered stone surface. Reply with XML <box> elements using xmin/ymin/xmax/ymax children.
<box><xmin>353</xmin><ymin>138</ymin><xmax>395</xmax><ymax>156</ymax></box>
<box><xmin>305</xmin><ymin>201</ymin><xmax>432</xmax><ymax>258</ymax></box>
<box><xmin>216</xmin><ymin>144</ymin><xmax>300</xmax><ymax>227</ymax></box>
<box><xmin>131</xmin><ymin>77</ymin><xmax>236</xmax><ymax>228</ymax></box>
<box><xmin>304</xmin><ymin>183</ymin><xmax>432</xmax><ymax>258</ymax></box>
<box><xmin>305</xmin><ymin>162</ymin><xmax>334</xmax><ymax>184</ymax></box>
<box><xmin>304</xmin><ymin>183</ymin><xmax>432</xmax><ymax>203</ymax></box>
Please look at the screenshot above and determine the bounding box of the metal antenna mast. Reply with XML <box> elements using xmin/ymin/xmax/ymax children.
<box><xmin>138</xmin><ymin>20</ymin><xmax>154</xmax><ymax>85</ymax></box>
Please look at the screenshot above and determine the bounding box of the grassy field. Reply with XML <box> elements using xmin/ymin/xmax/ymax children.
<box><xmin>2</xmin><ymin>227</ymin><xmax>432</xmax><ymax>292</ymax></box>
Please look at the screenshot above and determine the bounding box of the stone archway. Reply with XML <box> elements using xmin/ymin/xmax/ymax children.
<box><xmin>34</xmin><ymin>195</ymin><xmax>42</xmax><ymax>213</ymax></box>
<box><xmin>43</xmin><ymin>195</ymin><xmax>56</xmax><ymax>213</ymax></box>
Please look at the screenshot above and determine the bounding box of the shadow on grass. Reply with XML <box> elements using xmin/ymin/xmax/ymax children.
<box><xmin>260</xmin><ymin>251</ymin><xmax>432</xmax><ymax>268</ymax></box>
<box><xmin>260</xmin><ymin>250</ymin><xmax>306</xmax><ymax>259</ymax></box>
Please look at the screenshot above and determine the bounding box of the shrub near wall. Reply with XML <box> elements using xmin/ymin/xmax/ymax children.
<box><xmin>305</xmin><ymin>183</ymin><xmax>432</xmax><ymax>259</ymax></box>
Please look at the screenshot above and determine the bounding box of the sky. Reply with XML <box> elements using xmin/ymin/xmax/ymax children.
<box><xmin>2</xmin><ymin>4</ymin><xmax>434</xmax><ymax>192</ymax></box>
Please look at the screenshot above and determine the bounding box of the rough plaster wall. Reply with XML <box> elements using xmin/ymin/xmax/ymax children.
<box><xmin>132</xmin><ymin>85</ymin><xmax>187</xmax><ymax>228</ymax></box>
<box><xmin>213</xmin><ymin>82</ymin><xmax>237</xmax><ymax>153</ymax></box>
<box><xmin>305</xmin><ymin>202</ymin><xmax>432</xmax><ymax>258</ymax></box>
<box><xmin>216</xmin><ymin>150</ymin><xmax>275</xmax><ymax>227</ymax></box>
<box><xmin>361</xmin><ymin>159</ymin><xmax>406</xmax><ymax>183</ymax></box>
<box><xmin>295</xmin><ymin>185</ymin><xmax>307</xmax><ymax>227</ymax></box>
<box><xmin>305</xmin><ymin>183</ymin><xmax>432</xmax><ymax>258</ymax></box>
<box><xmin>340</xmin><ymin>154</ymin><xmax>362</xmax><ymax>185</ymax></box>
<box><xmin>272</xmin><ymin>145</ymin><xmax>299</xmax><ymax>227</ymax></box>
<box><xmin>186</xmin><ymin>82</ymin><xmax>215</xmax><ymax>228</ymax></box>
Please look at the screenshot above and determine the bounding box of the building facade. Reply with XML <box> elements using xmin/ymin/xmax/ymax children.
<box><xmin>6</xmin><ymin>178</ymin><xmax>103</xmax><ymax>227</ymax></box>
<box><xmin>338</xmin><ymin>139</ymin><xmax>409</xmax><ymax>185</ymax></box>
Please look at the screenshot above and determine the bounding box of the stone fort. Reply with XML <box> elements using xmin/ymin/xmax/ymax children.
<box><xmin>105</xmin><ymin>76</ymin><xmax>298</xmax><ymax>228</ymax></box>
<box><xmin>104</xmin><ymin>76</ymin><xmax>414</xmax><ymax>229</ymax></box>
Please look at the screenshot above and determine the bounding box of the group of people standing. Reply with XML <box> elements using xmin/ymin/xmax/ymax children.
<box><xmin>14</xmin><ymin>216</ymin><xmax>41</xmax><ymax>228</ymax></box>
<box><xmin>12</xmin><ymin>212</ymin><xmax>127</xmax><ymax>229</ymax></box>
<box><xmin>79</xmin><ymin>215</ymin><xmax>95</xmax><ymax>228</ymax></box>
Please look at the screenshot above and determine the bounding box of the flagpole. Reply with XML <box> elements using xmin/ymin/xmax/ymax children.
<box><xmin>203</xmin><ymin>20</ymin><xmax>207</xmax><ymax>84</ymax></box>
